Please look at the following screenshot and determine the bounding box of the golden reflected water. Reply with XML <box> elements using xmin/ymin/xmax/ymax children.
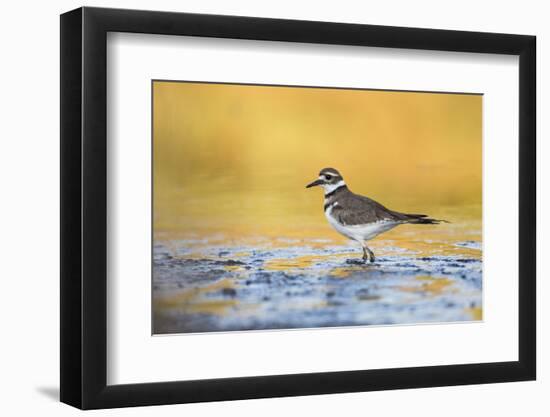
<box><xmin>153</xmin><ymin>81</ymin><xmax>481</xmax><ymax>238</ymax></box>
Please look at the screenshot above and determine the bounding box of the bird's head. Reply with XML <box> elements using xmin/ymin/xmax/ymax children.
<box><xmin>306</xmin><ymin>168</ymin><xmax>346</xmax><ymax>193</ymax></box>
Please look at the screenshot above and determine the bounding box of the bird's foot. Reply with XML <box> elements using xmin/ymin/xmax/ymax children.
<box><xmin>346</xmin><ymin>258</ymin><xmax>367</xmax><ymax>265</ymax></box>
<box><xmin>357</xmin><ymin>255</ymin><xmax>375</xmax><ymax>264</ymax></box>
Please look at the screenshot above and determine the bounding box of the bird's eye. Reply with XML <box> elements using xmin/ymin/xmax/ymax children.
<box><xmin>325</xmin><ymin>175</ymin><xmax>332</xmax><ymax>181</ymax></box>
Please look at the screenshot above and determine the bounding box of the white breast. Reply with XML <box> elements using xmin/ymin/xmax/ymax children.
<box><xmin>325</xmin><ymin>204</ymin><xmax>398</xmax><ymax>242</ymax></box>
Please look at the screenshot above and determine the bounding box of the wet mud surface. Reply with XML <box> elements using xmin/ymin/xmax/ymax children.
<box><xmin>153</xmin><ymin>234</ymin><xmax>482</xmax><ymax>334</ymax></box>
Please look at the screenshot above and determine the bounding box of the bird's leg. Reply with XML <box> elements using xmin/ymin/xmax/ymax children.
<box><xmin>361</xmin><ymin>243</ymin><xmax>375</xmax><ymax>263</ymax></box>
<box><xmin>367</xmin><ymin>247</ymin><xmax>376</xmax><ymax>263</ymax></box>
<box><xmin>361</xmin><ymin>246</ymin><xmax>368</xmax><ymax>262</ymax></box>
<box><xmin>360</xmin><ymin>243</ymin><xmax>376</xmax><ymax>263</ymax></box>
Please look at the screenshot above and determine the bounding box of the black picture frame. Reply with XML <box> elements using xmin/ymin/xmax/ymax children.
<box><xmin>60</xmin><ymin>6</ymin><xmax>536</xmax><ymax>410</ymax></box>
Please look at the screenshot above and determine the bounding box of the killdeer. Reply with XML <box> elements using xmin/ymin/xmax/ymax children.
<box><xmin>306</xmin><ymin>168</ymin><xmax>445</xmax><ymax>262</ymax></box>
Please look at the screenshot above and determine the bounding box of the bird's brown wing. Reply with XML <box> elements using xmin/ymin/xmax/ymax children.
<box><xmin>331</xmin><ymin>193</ymin><xmax>404</xmax><ymax>226</ymax></box>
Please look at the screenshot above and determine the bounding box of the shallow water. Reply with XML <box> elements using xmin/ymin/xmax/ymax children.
<box><xmin>153</xmin><ymin>223</ymin><xmax>482</xmax><ymax>334</ymax></box>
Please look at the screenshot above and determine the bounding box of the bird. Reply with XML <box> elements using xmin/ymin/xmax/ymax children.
<box><xmin>306</xmin><ymin>167</ymin><xmax>446</xmax><ymax>262</ymax></box>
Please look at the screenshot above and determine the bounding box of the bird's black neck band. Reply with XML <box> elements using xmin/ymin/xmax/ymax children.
<box><xmin>324</xmin><ymin>185</ymin><xmax>347</xmax><ymax>198</ymax></box>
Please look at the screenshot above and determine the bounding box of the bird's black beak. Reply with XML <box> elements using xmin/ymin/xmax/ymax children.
<box><xmin>306</xmin><ymin>179</ymin><xmax>324</xmax><ymax>188</ymax></box>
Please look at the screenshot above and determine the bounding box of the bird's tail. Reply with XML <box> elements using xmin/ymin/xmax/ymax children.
<box><xmin>400</xmin><ymin>213</ymin><xmax>449</xmax><ymax>225</ymax></box>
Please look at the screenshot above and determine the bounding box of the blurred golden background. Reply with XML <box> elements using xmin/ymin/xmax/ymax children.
<box><xmin>153</xmin><ymin>81</ymin><xmax>481</xmax><ymax>239</ymax></box>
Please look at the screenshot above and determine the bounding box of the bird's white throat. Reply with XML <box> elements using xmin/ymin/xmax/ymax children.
<box><xmin>323</xmin><ymin>180</ymin><xmax>346</xmax><ymax>195</ymax></box>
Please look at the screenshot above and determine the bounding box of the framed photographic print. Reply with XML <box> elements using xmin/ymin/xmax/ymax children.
<box><xmin>60</xmin><ymin>6</ymin><xmax>536</xmax><ymax>409</ymax></box>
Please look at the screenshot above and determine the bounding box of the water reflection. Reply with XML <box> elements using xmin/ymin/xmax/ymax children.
<box><xmin>153</xmin><ymin>221</ymin><xmax>482</xmax><ymax>334</ymax></box>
